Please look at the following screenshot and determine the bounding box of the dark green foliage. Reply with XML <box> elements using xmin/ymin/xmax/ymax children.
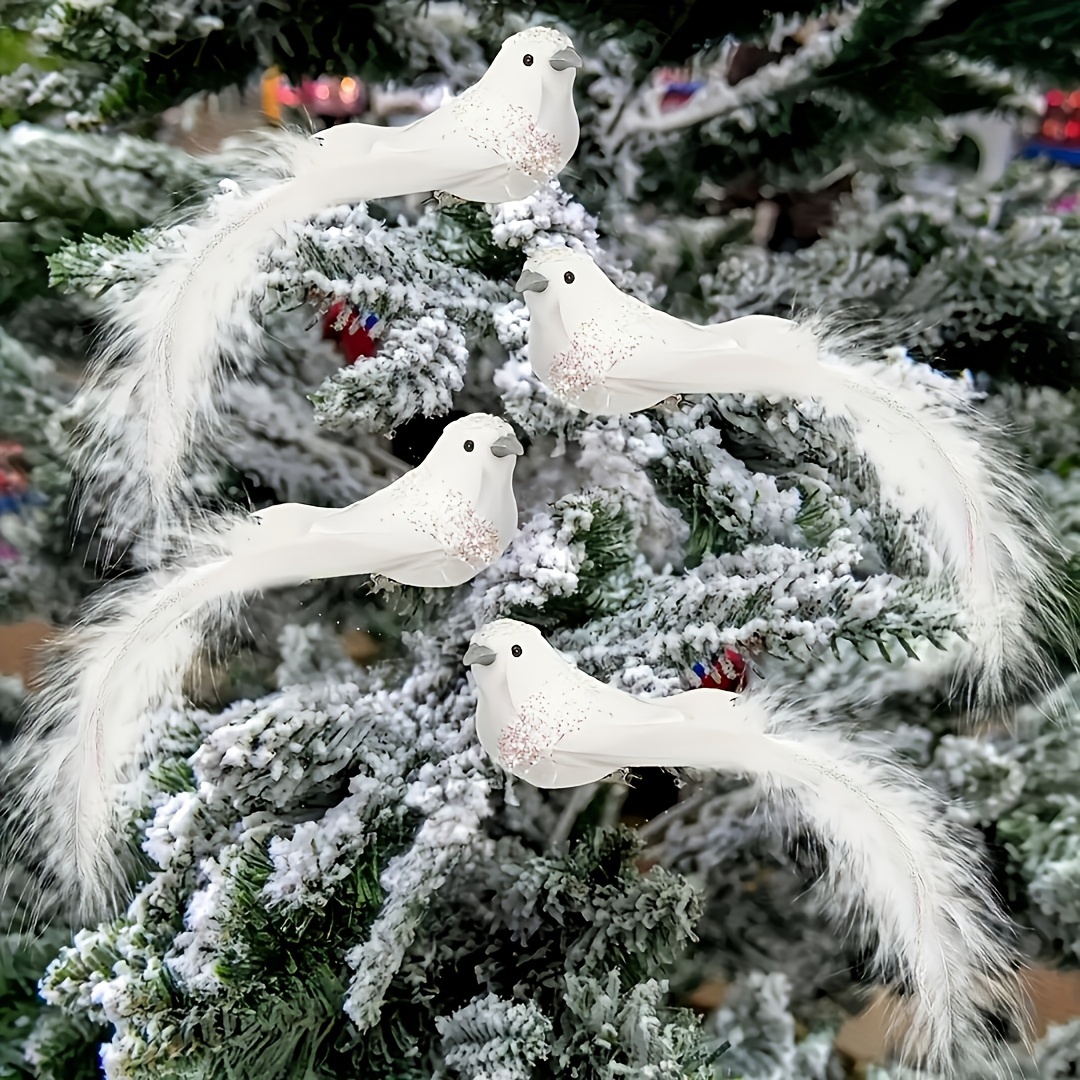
<box><xmin>2</xmin><ymin>0</ymin><xmax>428</xmax><ymax>129</ymax></box>
<box><xmin>0</xmin><ymin>859</ymin><xmax>100</xmax><ymax>1080</ymax></box>
<box><xmin>0</xmin><ymin>933</ymin><xmax>61</xmax><ymax>1078</ymax></box>
<box><xmin>386</xmin><ymin>827</ymin><xmax>713</xmax><ymax>1078</ymax></box>
<box><xmin>436</xmin><ymin>202</ymin><xmax>523</xmax><ymax>284</ymax></box>
<box><xmin>0</xmin><ymin>329</ymin><xmax>91</xmax><ymax>623</ymax></box>
<box><xmin>46</xmin><ymin>232</ymin><xmax>161</xmax><ymax>298</ymax></box>
<box><xmin>483</xmin><ymin>0</ymin><xmax>820</xmax><ymax>67</ymax></box>
<box><xmin>610</xmin><ymin>0</ymin><xmax>1080</xmax><ymax>204</ymax></box>
<box><xmin>41</xmin><ymin>821</ymin><xmax>415</xmax><ymax>1080</ymax></box>
<box><xmin>510</xmin><ymin>492</ymin><xmax>638</xmax><ymax>630</ymax></box>
<box><xmin>5</xmin><ymin>997</ymin><xmax>102</xmax><ymax>1080</ymax></box>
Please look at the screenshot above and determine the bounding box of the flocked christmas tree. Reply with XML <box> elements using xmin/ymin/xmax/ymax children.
<box><xmin>2</xmin><ymin>1</ymin><xmax>1080</xmax><ymax>1077</ymax></box>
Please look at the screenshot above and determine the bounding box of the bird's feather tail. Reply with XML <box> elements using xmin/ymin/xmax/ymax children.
<box><xmin>688</xmin><ymin>315</ymin><xmax>1069</xmax><ymax>711</ymax></box>
<box><xmin>71</xmin><ymin>131</ymin><xmax>368</xmax><ymax>557</ymax></box>
<box><xmin>816</xmin><ymin>355</ymin><xmax>1069</xmax><ymax>713</ymax></box>
<box><xmin>2</xmin><ymin>511</ymin><xmax>316</xmax><ymax>919</ymax></box>
<box><xmin>667</xmin><ymin>689</ymin><xmax>1026</xmax><ymax>1075</ymax></box>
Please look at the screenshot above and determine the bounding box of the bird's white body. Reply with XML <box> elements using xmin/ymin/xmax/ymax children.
<box><xmin>465</xmin><ymin>618</ymin><xmax>1024</xmax><ymax>1076</ymax></box>
<box><xmin>517</xmin><ymin>247</ymin><xmax>1068</xmax><ymax>713</ymax></box>
<box><xmin>75</xmin><ymin>27</ymin><xmax>580</xmax><ymax>551</ymax></box>
<box><xmin>521</xmin><ymin>251</ymin><xmax>818</xmax><ymax>415</ymax></box>
<box><xmin>9</xmin><ymin>415</ymin><xmax>522</xmax><ymax>918</ymax></box>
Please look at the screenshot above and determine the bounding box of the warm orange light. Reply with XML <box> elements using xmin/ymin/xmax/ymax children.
<box><xmin>340</xmin><ymin>76</ymin><xmax>359</xmax><ymax>102</ymax></box>
<box><xmin>1069</xmin><ymin>91</ymin><xmax>1080</xmax><ymax>110</ymax></box>
<box><xmin>1045</xmin><ymin>118</ymin><xmax>1066</xmax><ymax>140</ymax></box>
<box><xmin>262</xmin><ymin>67</ymin><xmax>282</xmax><ymax>122</ymax></box>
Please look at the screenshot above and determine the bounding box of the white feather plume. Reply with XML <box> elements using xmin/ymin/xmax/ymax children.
<box><xmin>70</xmin><ymin>131</ymin><xmax>341</xmax><ymax>556</ymax></box>
<box><xmin>3</xmin><ymin>516</ymin><xmax>252</xmax><ymax>918</ymax></box>
<box><xmin>71</xmin><ymin>29</ymin><xmax>581</xmax><ymax>555</ymax></box>
<box><xmin>813</xmin><ymin>342</ymin><xmax>1071</xmax><ymax>714</ymax></box>
<box><xmin>8</xmin><ymin>413</ymin><xmax>523</xmax><ymax>915</ymax></box>
<box><xmin>467</xmin><ymin>618</ymin><xmax>1027</xmax><ymax>1076</ymax></box>
<box><xmin>516</xmin><ymin>248</ymin><xmax>1073</xmax><ymax>713</ymax></box>
<box><xmin>687</xmin><ymin>691</ymin><xmax>1027</xmax><ymax>1075</ymax></box>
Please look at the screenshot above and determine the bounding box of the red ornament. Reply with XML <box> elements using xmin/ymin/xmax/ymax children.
<box><xmin>276</xmin><ymin>75</ymin><xmax>367</xmax><ymax>117</ymax></box>
<box><xmin>322</xmin><ymin>301</ymin><xmax>379</xmax><ymax>365</ymax></box>
<box><xmin>0</xmin><ymin>441</ymin><xmax>31</xmax><ymax>509</ymax></box>
<box><xmin>653</xmin><ymin>67</ymin><xmax>706</xmax><ymax>113</ymax></box>
<box><xmin>1039</xmin><ymin>88</ymin><xmax>1080</xmax><ymax>146</ymax></box>
<box><xmin>691</xmin><ymin>648</ymin><xmax>749</xmax><ymax>692</ymax></box>
<box><xmin>0</xmin><ymin>441</ymin><xmax>40</xmax><ymax>558</ymax></box>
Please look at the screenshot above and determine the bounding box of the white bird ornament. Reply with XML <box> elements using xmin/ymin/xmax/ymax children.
<box><xmin>75</xmin><ymin>27</ymin><xmax>581</xmax><ymax>549</ymax></box>
<box><xmin>11</xmin><ymin>414</ymin><xmax>523</xmax><ymax>917</ymax></box>
<box><xmin>515</xmin><ymin>246</ymin><xmax>1067</xmax><ymax>713</ymax></box>
<box><xmin>464</xmin><ymin>617</ymin><xmax>1024</xmax><ymax>1076</ymax></box>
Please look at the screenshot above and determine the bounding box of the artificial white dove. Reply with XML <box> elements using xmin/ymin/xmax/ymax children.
<box><xmin>464</xmin><ymin>618</ymin><xmax>1025</xmax><ymax>1075</ymax></box>
<box><xmin>515</xmin><ymin>246</ymin><xmax>1066</xmax><ymax>713</ymax></box>
<box><xmin>74</xmin><ymin>26</ymin><xmax>580</xmax><ymax>550</ymax></box>
<box><xmin>11</xmin><ymin>414</ymin><xmax>523</xmax><ymax>918</ymax></box>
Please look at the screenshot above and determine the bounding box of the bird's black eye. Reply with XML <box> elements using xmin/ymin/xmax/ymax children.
<box><xmin>464</xmin><ymin>439</ymin><xmax>475</xmax><ymax>452</ymax></box>
<box><xmin>563</xmin><ymin>271</ymin><xmax>575</xmax><ymax>284</ymax></box>
<box><xmin>511</xmin><ymin>644</ymin><xmax>523</xmax><ymax>657</ymax></box>
<box><xmin>523</xmin><ymin>54</ymin><xmax>534</xmax><ymax>66</ymax></box>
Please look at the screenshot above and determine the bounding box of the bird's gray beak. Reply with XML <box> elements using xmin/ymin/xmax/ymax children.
<box><xmin>515</xmin><ymin>269</ymin><xmax>548</xmax><ymax>294</ymax></box>
<box><xmin>464</xmin><ymin>643</ymin><xmax>497</xmax><ymax>667</ymax></box>
<box><xmin>490</xmin><ymin>433</ymin><xmax>524</xmax><ymax>458</ymax></box>
<box><xmin>549</xmin><ymin>47</ymin><xmax>583</xmax><ymax>71</ymax></box>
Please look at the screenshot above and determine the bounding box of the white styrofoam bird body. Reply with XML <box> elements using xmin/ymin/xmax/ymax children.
<box><xmin>308</xmin><ymin>26</ymin><xmax>581</xmax><ymax>204</ymax></box>
<box><xmin>516</xmin><ymin>247</ymin><xmax>1067</xmax><ymax>714</ymax></box>
<box><xmin>75</xmin><ymin>27</ymin><xmax>581</xmax><ymax>552</ymax></box>
<box><xmin>466</xmin><ymin>619</ymin><xmax>709</xmax><ymax>788</ymax></box>
<box><xmin>463</xmin><ymin>617</ymin><xmax>1024</xmax><ymax>1076</ymax></box>
<box><xmin>517</xmin><ymin>247</ymin><xmax>819</xmax><ymax>415</ymax></box>
<box><xmin>235</xmin><ymin>412</ymin><xmax>524</xmax><ymax>589</ymax></box>
<box><xmin>10</xmin><ymin>414</ymin><xmax>523</xmax><ymax>920</ymax></box>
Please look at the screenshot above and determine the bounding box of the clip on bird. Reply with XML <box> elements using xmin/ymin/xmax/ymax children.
<box><xmin>12</xmin><ymin>414</ymin><xmax>524</xmax><ymax>920</ymax></box>
<box><xmin>464</xmin><ymin>617</ymin><xmax>1025</xmax><ymax>1075</ymax></box>
<box><xmin>515</xmin><ymin>246</ymin><xmax>1069</xmax><ymax>714</ymax></box>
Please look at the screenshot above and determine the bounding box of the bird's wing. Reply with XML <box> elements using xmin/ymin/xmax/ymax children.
<box><xmin>605</xmin><ymin>311</ymin><xmax>822</xmax><ymax>399</ymax></box>
<box><xmin>311</xmin><ymin>105</ymin><xmax>526</xmax><ymax>203</ymax></box>
<box><xmin>225</xmin><ymin>480</ymin><xmax>466</xmax><ymax>583</ymax></box>
<box><xmin>307</xmin><ymin>477</ymin><xmax>418</xmax><ymax>537</ymax></box>
<box><xmin>505</xmin><ymin>656</ymin><xmax>667</xmax><ymax>728</ymax></box>
<box><xmin>501</xmin><ymin>661</ymin><xmax>689</xmax><ymax>788</ymax></box>
<box><xmin>286</xmin><ymin>531</ymin><xmax>464</xmax><ymax>585</ymax></box>
<box><xmin>372</xmin><ymin>104</ymin><xmax>532</xmax><ymax>193</ymax></box>
<box><xmin>225</xmin><ymin>506</ymin><xmax>460</xmax><ymax>584</ymax></box>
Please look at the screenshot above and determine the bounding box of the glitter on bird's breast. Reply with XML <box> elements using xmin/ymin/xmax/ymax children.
<box><xmin>405</xmin><ymin>481</ymin><xmax>501</xmax><ymax>567</ymax></box>
<box><xmin>548</xmin><ymin>318</ymin><xmax>643</xmax><ymax>402</ymax></box>
<box><xmin>457</xmin><ymin>98</ymin><xmax>565</xmax><ymax>180</ymax></box>
<box><xmin>498</xmin><ymin>692</ymin><xmax>582</xmax><ymax>771</ymax></box>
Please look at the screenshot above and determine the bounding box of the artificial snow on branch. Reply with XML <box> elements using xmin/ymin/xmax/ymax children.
<box><xmin>597</xmin><ymin>10</ymin><xmax>856</xmax><ymax>154</ymax></box>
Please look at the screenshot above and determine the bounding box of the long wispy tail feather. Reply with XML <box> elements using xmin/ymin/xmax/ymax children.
<box><xmin>3</xmin><ymin>508</ymin><xmax>329</xmax><ymax>918</ymax></box>
<box><xmin>819</xmin><ymin>353</ymin><xmax>1069</xmax><ymax>713</ymax></box>
<box><xmin>667</xmin><ymin>689</ymin><xmax>1026</xmax><ymax>1076</ymax></box>
<box><xmin>70</xmin><ymin>130</ymin><xmax>378</xmax><ymax>557</ymax></box>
